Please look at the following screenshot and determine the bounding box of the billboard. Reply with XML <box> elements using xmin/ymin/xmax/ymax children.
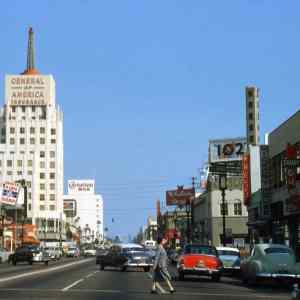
<box><xmin>242</xmin><ymin>154</ymin><xmax>251</xmax><ymax>206</ymax></box>
<box><xmin>0</xmin><ymin>182</ymin><xmax>19</xmax><ymax>206</ymax></box>
<box><xmin>63</xmin><ymin>199</ymin><xmax>77</xmax><ymax>217</ymax></box>
<box><xmin>68</xmin><ymin>180</ymin><xmax>95</xmax><ymax>195</ymax></box>
<box><xmin>166</xmin><ymin>186</ymin><xmax>195</xmax><ymax>206</ymax></box>
<box><xmin>5</xmin><ymin>75</ymin><xmax>53</xmax><ymax>106</ymax></box>
<box><xmin>209</xmin><ymin>137</ymin><xmax>247</xmax><ymax>163</ymax></box>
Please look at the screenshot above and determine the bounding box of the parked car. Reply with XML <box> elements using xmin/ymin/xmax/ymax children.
<box><xmin>10</xmin><ymin>245</ymin><xmax>50</xmax><ymax>265</ymax></box>
<box><xmin>177</xmin><ymin>244</ymin><xmax>223</xmax><ymax>281</ymax></box>
<box><xmin>241</xmin><ymin>243</ymin><xmax>300</xmax><ymax>284</ymax></box>
<box><xmin>66</xmin><ymin>246</ymin><xmax>80</xmax><ymax>258</ymax></box>
<box><xmin>44</xmin><ymin>246</ymin><xmax>62</xmax><ymax>260</ymax></box>
<box><xmin>83</xmin><ymin>247</ymin><xmax>96</xmax><ymax>257</ymax></box>
<box><xmin>217</xmin><ymin>247</ymin><xmax>241</xmax><ymax>275</ymax></box>
<box><xmin>98</xmin><ymin>243</ymin><xmax>153</xmax><ymax>272</ymax></box>
<box><xmin>0</xmin><ymin>247</ymin><xmax>11</xmax><ymax>263</ymax></box>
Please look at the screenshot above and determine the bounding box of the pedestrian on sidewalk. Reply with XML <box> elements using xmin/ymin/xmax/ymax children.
<box><xmin>151</xmin><ymin>236</ymin><xmax>175</xmax><ymax>294</ymax></box>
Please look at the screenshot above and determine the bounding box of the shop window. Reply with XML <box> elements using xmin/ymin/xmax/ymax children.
<box><xmin>234</xmin><ymin>202</ymin><xmax>242</xmax><ymax>216</ymax></box>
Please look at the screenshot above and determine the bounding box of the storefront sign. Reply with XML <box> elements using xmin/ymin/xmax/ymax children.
<box><xmin>285</xmin><ymin>144</ymin><xmax>300</xmax><ymax>209</ymax></box>
<box><xmin>242</xmin><ymin>154</ymin><xmax>251</xmax><ymax>205</ymax></box>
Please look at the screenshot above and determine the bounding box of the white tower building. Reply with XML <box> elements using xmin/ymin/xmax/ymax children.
<box><xmin>64</xmin><ymin>180</ymin><xmax>104</xmax><ymax>243</ymax></box>
<box><xmin>0</xmin><ymin>28</ymin><xmax>65</xmax><ymax>243</ymax></box>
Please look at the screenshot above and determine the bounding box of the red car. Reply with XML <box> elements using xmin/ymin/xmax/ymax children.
<box><xmin>177</xmin><ymin>244</ymin><xmax>223</xmax><ymax>281</ymax></box>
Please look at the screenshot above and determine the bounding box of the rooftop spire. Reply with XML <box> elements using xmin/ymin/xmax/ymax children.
<box><xmin>22</xmin><ymin>27</ymin><xmax>39</xmax><ymax>75</ymax></box>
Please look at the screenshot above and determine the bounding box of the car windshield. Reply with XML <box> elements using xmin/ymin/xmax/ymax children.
<box><xmin>185</xmin><ymin>245</ymin><xmax>217</xmax><ymax>256</ymax></box>
<box><xmin>218</xmin><ymin>250</ymin><xmax>240</xmax><ymax>257</ymax></box>
<box><xmin>265</xmin><ymin>247</ymin><xmax>292</xmax><ymax>255</ymax></box>
<box><xmin>28</xmin><ymin>246</ymin><xmax>41</xmax><ymax>252</ymax></box>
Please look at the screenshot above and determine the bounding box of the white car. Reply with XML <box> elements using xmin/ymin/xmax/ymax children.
<box><xmin>217</xmin><ymin>247</ymin><xmax>241</xmax><ymax>274</ymax></box>
<box><xmin>44</xmin><ymin>247</ymin><xmax>62</xmax><ymax>260</ymax></box>
<box><xmin>83</xmin><ymin>248</ymin><xmax>96</xmax><ymax>257</ymax></box>
<box><xmin>66</xmin><ymin>247</ymin><xmax>80</xmax><ymax>258</ymax></box>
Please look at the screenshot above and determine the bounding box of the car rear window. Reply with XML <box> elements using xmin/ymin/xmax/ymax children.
<box><xmin>265</xmin><ymin>247</ymin><xmax>292</xmax><ymax>255</ymax></box>
<box><xmin>185</xmin><ymin>245</ymin><xmax>217</xmax><ymax>256</ymax></box>
<box><xmin>218</xmin><ymin>250</ymin><xmax>240</xmax><ymax>257</ymax></box>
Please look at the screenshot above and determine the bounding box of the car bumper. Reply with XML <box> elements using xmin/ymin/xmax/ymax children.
<box><xmin>32</xmin><ymin>256</ymin><xmax>49</xmax><ymax>262</ymax></box>
<box><xmin>223</xmin><ymin>266</ymin><xmax>240</xmax><ymax>271</ymax></box>
<box><xmin>257</xmin><ymin>272</ymin><xmax>300</xmax><ymax>279</ymax></box>
<box><xmin>178</xmin><ymin>266</ymin><xmax>221</xmax><ymax>275</ymax></box>
<box><xmin>125</xmin><ymin>262</ymin><xmax>153</xmax><ymax>267</ymax></box>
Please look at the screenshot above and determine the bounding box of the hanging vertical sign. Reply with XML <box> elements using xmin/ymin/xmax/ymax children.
<box><xmin>242</xmin><ymin>154</ymin><xmax>251</xmax><ymax>205</ymax></box>
<box><xmin>0</xmin><ymin>182</ymin><xmax>19</xmax><ymax>205</ymax></box>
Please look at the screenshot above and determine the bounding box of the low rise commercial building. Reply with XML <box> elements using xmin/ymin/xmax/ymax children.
<box><xmin>193</xmin><ymin>176</ymin><xmax>249</xmax><ymax>248</ymax></box>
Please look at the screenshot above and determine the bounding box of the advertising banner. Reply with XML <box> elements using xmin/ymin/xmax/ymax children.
<box><xmin>242</xmin><ymin>154</ymin><xmax>251</xmax><ymax>205</ymax></box>
<box><xmin>209</xmin><ymin>137</ymin><xmax>247</xmax><ymax>163</ymax></box>
<box><xmin>0</xmin><ymin>182</ymin><xmax>19</xmax><ymax>206</ymax></box>
<box><xmin>166</xmin><ymin>186</ymin><xmax>195</xmax><ymax>207</ymax></box>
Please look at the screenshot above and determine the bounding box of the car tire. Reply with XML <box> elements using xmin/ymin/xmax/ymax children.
<box><xmin>29</xmin><ymin>260</ymin><xmax>33</xmax><ymax>265</ymax></box>
<box><xmin>178</xmin><ymin>271</ymin><xmax>185</xmax><ymax>281</ymax></box>
<box><xmin>212</xmin><ymin>274</ymin><xmax>220</xmax><ymax>282</ymax></box>
<box><xmin>0</xmin><ymin>257</ymin><xmax>2</xmax><ymax>264</ymax></box>
<box><xmin>144</xmin><ymin>266</ymin><xmax>150</xmax><ymax>272</ymax></box>
<box><xmin>100</xmin><ymin>264</ymin><xmax>105</xmax><ymax>270</ymax></box>
<box><xmin>121</xmin><ymin>266</ymin><xmax>127</xmax><ymax>272</ymax></box>
<box><xmin>45</xmin><ymin>261</ymin><xmax>49</xmax><ymax>266</ymax></box>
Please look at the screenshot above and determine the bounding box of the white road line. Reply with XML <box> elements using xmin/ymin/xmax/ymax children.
<box><xmin>62</xmin><ymin>279</ymin><xmax>84</xmax><ymax>291</ymax></box>
<box><xmin>0</xmin><ymin>259</ymin><xmax>93</xmax><ymax>284</ymax></box>
<box><xmin>85</xmin><ymin>273</ymin><xmax>94</xmax><ymax>279</ymax></box>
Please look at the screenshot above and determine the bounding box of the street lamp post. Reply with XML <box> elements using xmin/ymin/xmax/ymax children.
<box><xmin>219</xmin><ymin>174</ymin><xmax>227</xmax><ymax>247</ymax></box>
<box><xmin>1</xmin><ymin>207</ymin><xmax>6</xmax><ymax>248</ymax></box>
<box><xmin>186</xmin><ymin>199</ymin><xmax>191</xmax><ymax>243</ymax></box>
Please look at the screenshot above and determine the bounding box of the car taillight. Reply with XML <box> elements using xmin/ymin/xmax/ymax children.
<box><xmin>179</xmin><ymin>259</ymin><xmax>184</xmax><ymax>266</ymax></box>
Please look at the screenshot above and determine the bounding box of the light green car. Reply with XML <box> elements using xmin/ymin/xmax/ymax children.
<box><xmin>241</xmin><ymin>243</ymin><xmax>300</xmax><ymax>284</ymax></box>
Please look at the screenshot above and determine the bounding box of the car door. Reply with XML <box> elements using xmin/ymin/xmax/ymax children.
<box><xmin>105</xmin><ymin>246</ymin><xmax>116</xmax><ymax>266</ymax></box>
<box><xmin>115</xmin><ymin>246</ymin><xmax>127</xmax><ymax>267</ymax></box>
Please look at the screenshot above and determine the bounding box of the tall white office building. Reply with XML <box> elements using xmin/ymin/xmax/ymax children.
<box><xmin>0</xmin><ymin>28</ymin><xmax>64</xmax><ymax>242</ymax></box>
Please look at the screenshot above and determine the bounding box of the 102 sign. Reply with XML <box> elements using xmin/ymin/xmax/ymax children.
<box><xmin>215</xmin><ymin>142</ymin><xmax>245</xmax><ymax>158</ymax></box>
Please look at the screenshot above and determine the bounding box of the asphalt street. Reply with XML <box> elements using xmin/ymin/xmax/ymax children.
<box><xmin>0</xmin><ymin>258</ymin><xmax>292</xmax><ymax>300</ymax></box>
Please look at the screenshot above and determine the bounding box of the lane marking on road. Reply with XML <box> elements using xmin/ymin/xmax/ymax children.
<box><xmin>0</xmin><ymin>258</ymin><xmax>94</xmax><ymax>284</ymax></box>
<box><xmin>85</xmin><ymin>273</ymin><xmax>95</xmax><ymax>279</ymax></box>
<box><xmin>62</xmin><ymin>279</ymin><xmax>84</xmax><ymax>291</ymax></box>
<box><xmin>146</xmin><ymin>272</ymin><xmax>167</xmax><ymax>294</ymax></box>
<box><xmin>0</xmin><ymin>288</ymin><xmax>290</xmax><ymax>299</ymax></box>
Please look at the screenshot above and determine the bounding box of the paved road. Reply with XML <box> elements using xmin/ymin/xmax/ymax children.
<box><xmin>0</xmin><ymin>258</ymin><xmax>292</xmax><ymax>299</ymax></box>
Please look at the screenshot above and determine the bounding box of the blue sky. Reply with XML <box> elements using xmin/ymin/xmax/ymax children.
<box><xmin>1</xmin><ymin>1</ymin><xmax>300</xmax><ymax>239</ymax></box>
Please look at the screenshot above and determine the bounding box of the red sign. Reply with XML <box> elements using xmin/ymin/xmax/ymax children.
<box><xmin>166</xmin><ymin>186</ymin><xmax>194</xmax><ymax>207</ymax></box>
<box><xmin>242</xmin><ymin>154</ymin><xmax>251</xmax><ymax>205</ymax></box>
